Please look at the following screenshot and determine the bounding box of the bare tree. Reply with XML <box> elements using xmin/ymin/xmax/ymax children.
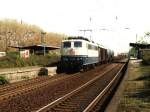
<box><xmin>0</xmin><ymin>19</ymin><xmax>64</xmax><ymax>51</ymax></box>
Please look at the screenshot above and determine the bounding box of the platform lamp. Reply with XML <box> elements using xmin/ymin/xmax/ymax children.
<box><xmin>5</xmin><ymin>31</ymin><xmax>12</xmax><ymax>53</ymax></box>
<box><xmin>41</xmin><ymin>31</ymin><xmax>46</xmax><ymax>56</ymax></box>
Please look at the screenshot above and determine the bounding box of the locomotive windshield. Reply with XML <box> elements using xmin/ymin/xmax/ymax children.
<box><xmin>74</xmin><ymin>41</ymin><xmax>82</xmax><ymax>47</ymax></box>
<box><xmin>63</xmin><ymin>42</ymin><xmax>71</xmax><ymax>48</ymax></box>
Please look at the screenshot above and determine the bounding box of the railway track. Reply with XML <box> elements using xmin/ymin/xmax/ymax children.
<box><xmin>36</xmin><ymin>63</ymin><xmax>125</xmax><ymax>112</ymax></box>
<box><xmin>84</xmin><ymin>63</ymin><xmax>127</xmax><ymax>112</ymax></box>
<box><xmin>0</xmin><ymin>76</ymin><xmax>53</xmax><ymax>94</ymax></box>
<box><xmin>0</xmin><ymin>73</ymin><xmax>80</xmax><ymax>101</ymax></box>
<box><xmin>0</xmin><ymin>63</ymin><xmax>123</xmax><ymax>112</ymax></box>
<box><xmin>0</xmin><ymin>64</ymin><xmax>109</xmax><ymax>101</ymax></box>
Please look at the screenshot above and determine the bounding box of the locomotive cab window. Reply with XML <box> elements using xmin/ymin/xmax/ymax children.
<box><xmin>74</xmin><ymin>41</ymin><xmax>82</xmax><ymax>47</ymax></box>
<box><xmin>63</xmin><ymin>42</ymin><xmax>71</xmax><ymax>48</ymax></box>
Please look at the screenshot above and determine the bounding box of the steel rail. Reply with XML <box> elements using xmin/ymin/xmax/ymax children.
<box><xmin>36</xmin><ymin>64</ymin><xmax>118</xmax><ymax>112</ymax></box>
<box><xmin>83</xmin><ymin>63</ymin><xmax>125</xmax><ymax>112</ymax></box>
<box><xmin>0</xmin><ymin>73</ymin><xmax>80</xmax><ymax>101</ymax></box>
<box><xmin>0</xmin><ymin>76</ymin><xmax>51</xmax><ymax>93</ymax></box>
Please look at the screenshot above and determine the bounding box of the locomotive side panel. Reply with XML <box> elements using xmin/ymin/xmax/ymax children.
<box><xmin>84</xmin><ymin>42</ymin><xmax>99</xmax><ymax>65</ymax></box>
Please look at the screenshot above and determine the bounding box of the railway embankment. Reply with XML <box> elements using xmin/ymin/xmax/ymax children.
<box><xmin>0</xmin><ymin>66</ymin><xmax>57</xmax><ymax>83</ymax></box>
<box><xmin>106</xmin><ymin>59</ymin><xmax>150</xmax><ymax>112</ymax></box>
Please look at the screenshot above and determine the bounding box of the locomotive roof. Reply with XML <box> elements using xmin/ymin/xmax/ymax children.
<box><xmin>63</xmin><ymin>37</ymin><xmax>104</xmax><ymax>46</ymax></box>
<box><xmin>67</xmin><ymin>36</ymin><xmax>90</xmax><ymax>42</ymax></box>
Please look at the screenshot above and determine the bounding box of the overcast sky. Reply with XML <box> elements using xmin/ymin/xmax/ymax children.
<box><xmin>0</xmin><ymin>0</ymin><xmax>150</xmax><ymax>54</ymax></box>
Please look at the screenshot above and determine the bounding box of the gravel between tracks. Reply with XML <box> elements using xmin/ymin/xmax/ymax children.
<box><xmin>0</xmin><ymin>64</ymin><xmax>115</xmax><ymax>112</ymax></box>
<box><xmin>40</xmin><ymin>64</ymin><xmax>123</xmax><ymax>112</ymax></box>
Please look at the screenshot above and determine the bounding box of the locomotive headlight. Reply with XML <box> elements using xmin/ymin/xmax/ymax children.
<box><xmin>77</xmin><ymin>57</ymin><xmax>83</xmax><ymax>62</ymax></box>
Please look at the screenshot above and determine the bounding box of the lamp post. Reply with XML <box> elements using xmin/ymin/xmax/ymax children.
<box><xmin>41</xmin><ymin>32</ymin><xmax>46</xmax><ymax>56</ymax></box>
<box><xmin>5</xmin><ymin>31</ymin><xmax>12</xmax><ymax>53</ymax></box>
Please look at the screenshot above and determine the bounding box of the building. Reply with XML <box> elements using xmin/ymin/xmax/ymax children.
<box><xmin>129</xmin><ymin>43</ymin><xmax>150</xmax><ymax>59</ymax></box>
<box><xmin>9</xmin><ymin>45</ymin><xmax>60</xmax><ymax>55</ymax></box>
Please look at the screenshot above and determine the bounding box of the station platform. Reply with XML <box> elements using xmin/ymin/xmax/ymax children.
<box><xmin>0</xmin><ymin>66</ymin><xmax>57</xmax><ymax>83</ymax></box>
<box><xmin>0</xmin><ymin>66</ymin><xmax>40</xmax><ymax>73</ymax></box>
<box><xmin>113</xmin><ymin>58</ymin><xmax>129</xmax><ymax>63</ymax></box>
<box><xmin>105</xmin><ymin>59</ymin><xmax>150</xmax><ymax>112</ymax></box>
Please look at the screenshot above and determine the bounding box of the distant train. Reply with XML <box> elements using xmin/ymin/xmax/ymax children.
<box><xmin>57</xmin><ymin>36</ymin><xmax>114</xmax><ymax>72</ymax></box>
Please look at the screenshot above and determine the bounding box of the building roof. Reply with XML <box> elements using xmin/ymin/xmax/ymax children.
<box><xmin>130</xmin><ymin>43</ymin><xmax>150</xmax><ymax>49</ymax></box>
<box><xmin>9</xmin><ymin>45</ymin><xmax>60</xmax><ymax>50</ymax></box>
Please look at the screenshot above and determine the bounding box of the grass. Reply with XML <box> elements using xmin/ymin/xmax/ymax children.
<box><xmin>117</xmin><ymin>60</ymin><xmax>150</xmax><ymax>112</ymax></box>
<box><xmin>119</xmin><ymin>98</ymin><xmax>150</xmax><ymax>112</ymax></box>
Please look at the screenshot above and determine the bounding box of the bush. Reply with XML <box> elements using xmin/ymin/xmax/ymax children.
<box><xmin>15</xmin><ymin>56</ymin><xmax>27</xmax><ymax>67</ymax></box>
<box><xmin>0</xmin><ymin>52</ymin><xmax>60</xmax><ymax>68</ymax></box>
<box><xmin>38</xmin><ymin>68</ymin><xmax>48</xmax><ymax>76</ymax></box>
<box><xmin>0</xmin><ymin>76</ymin><xmax>9</xmax><ymax>85</ymax></box>
<box><xmin>26</xmin><ymin>55</ymin><xmax>38</xmax><ymax>66</ymax></box>
<box><xmin>7</xmin><ymin>52</ymin><xmax>19</xmax><ymax>59</ymax></box>
<box><xmin>142</xmin><ymin>59</ymin><xmax>150</xmax><ymax>65</ymax></box>
<box><xmin>0</xmin><ymin>56</ymin><xmax>15</xmax><ymax>68</ymax></box>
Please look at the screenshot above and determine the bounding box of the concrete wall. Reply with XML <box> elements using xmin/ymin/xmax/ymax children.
<box><xmin>0</xmin><ymin>67</ymin><xmax>57</xmax><ymax>83</ymax></box>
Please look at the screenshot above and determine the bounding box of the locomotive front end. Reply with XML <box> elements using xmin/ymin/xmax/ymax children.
<box><xmin>60</xmin><ymin>39</ymin><xmax>87</xmax><ymax>71</ymax></box>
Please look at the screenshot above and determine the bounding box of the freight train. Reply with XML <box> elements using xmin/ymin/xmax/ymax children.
<box><xmin>57</xmin><ymin>36</ymin><xmax>114</xmax><ymax>72</ymax></box>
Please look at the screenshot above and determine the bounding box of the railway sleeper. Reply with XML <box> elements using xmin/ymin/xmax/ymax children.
<box><xmin>51</xmin><ymin>108</ymin><xmax>75</xmax><ymax>112</ymax></box>
<box><xmin>70</xmin><ymin>99</ymin><xmax>90</xmax><ymax>104</ymax></box>
<box><xmin>61</xmin><ymin>102</ymin><xmax>80</xmax><ymax>106</ymax></box>
<box><xmin>56</xmin><ymin>105</ymin><xmax>77</xmax><ymax>109</ymax></box>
